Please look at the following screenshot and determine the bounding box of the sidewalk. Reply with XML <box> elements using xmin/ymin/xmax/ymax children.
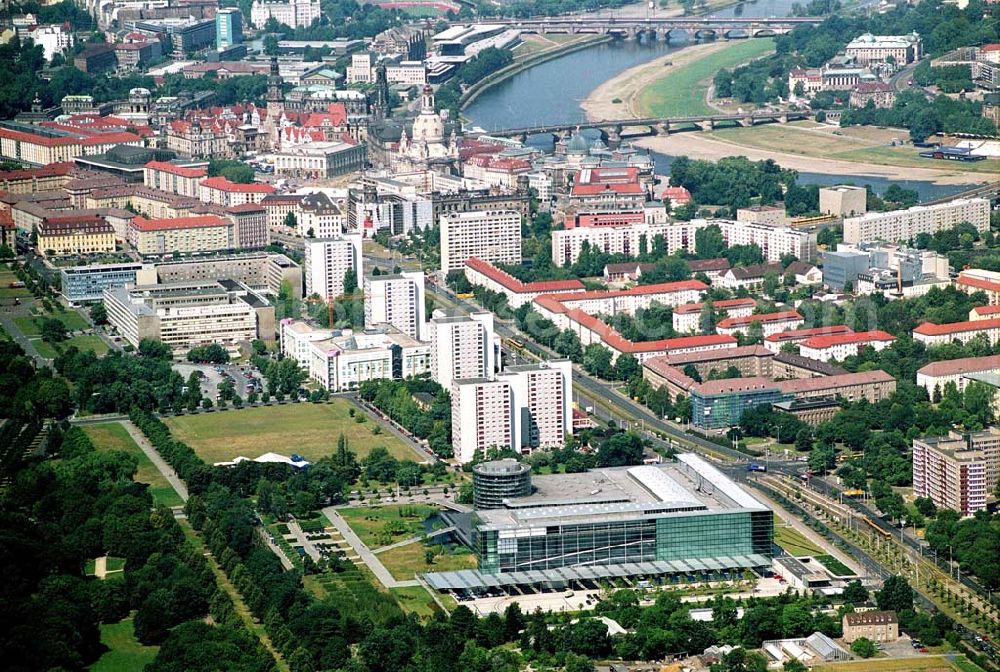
<box><xmin>321</xmin><ymin>506</ymin><xmax>420</xmax><ymax>589</ymax></box>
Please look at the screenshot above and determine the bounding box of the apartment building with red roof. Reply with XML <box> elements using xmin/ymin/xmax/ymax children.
<box><xmin>716</xmin><ymin>310</ymin><xmax>804</xmax><ymax>339</ymax></box>
<box><xmin>673</xmin><ymin>298</ymin><xmax>757</xmax><ymax>334</ymax></box>
<box><xmin>916</xmin><ymin>355</ymin><xmax>1000</xmax><ymax>397</ymax></box>
<box><xmin>199</xmin><ymin>176</ymin><xmax>275</xmax><ymax>207</ymax></box>
<box><xmin>463</xmin><ymin>257</ymin><xmax>585</xmax><ymax>308</ymax></box>
<box><xmin>143</xmin><ymin>161</ymin><xmax>208</xmax><ymax>198</ymax></box>
<box><xmin>913</xmin><ymin>318</ymin><xmax>1000</xmax><ymax>347</ymax></box>
<box><xmin>763</xmin><ymin>325</ymin><xmax>855</xmax><ymax>353</ymax></box>
<box><xmin>798</xmin><ymin>330</ymin><xmax>896</xmax><ymax>362</ymax></box>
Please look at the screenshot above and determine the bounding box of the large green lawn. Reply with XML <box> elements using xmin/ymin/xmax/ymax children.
<box><xmin>379</xmin><ymin>541</ymin><xmax>477</xmax><ymax>580</ymax></box>
<box><xmin>337</xmin><ymin>504</ymin><xmax>439</xmax><ymax>548</ymax></box>
<box><xmin>773</xmin><ymin>516</ymin><xmax>824</xmax><ymax>557</ymax></box>
<box><xmin>164</xmin><ymin>400</ymin><xmax>419</xmax><ymax>464</ymax></box>
<box><xmin>84</xmin><ymin>423</ymin><xmax>184</xmax><ymax>508</ymax></box>
<box><xmin>637</xmin><ymin>39</ymin><xmax>775</xmax><ymax>117</ymax></box>
<box><xmin>391</xmin><ymin>586</ymin><xmax>444</xmax><ymax>620</ymax></box>
<box><xmin>88</xmin><ymin>616</ymin><xmax>159</xmax><ymax>672</ymax></box>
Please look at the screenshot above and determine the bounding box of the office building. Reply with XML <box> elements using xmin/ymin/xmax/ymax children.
<box><xmin>60</xmin><ymin>262</ymin><xmax>144</xmax><ymax>303</ymax></box>
<box><xmin>131</xmin><ymin>18</ymin><xmax>217</xmax><ymax>54</ymax></box>
<box><xmin>143</xmin><ymin>161</ymin><xmax>207</xmax><ymax>198</ymax></box>
<box><xmin>913</xmin><ymin>428</ymin><xmax>1000</xmax><ymax>515</ymax></box>
<box><xmin>473</xmin><ymin>460</ymin><xmax>533</xmax><ymax>509</ymax></box>
<box><xmin>843</xmin><ymin>198</ymin><xmax>990</xmax><ymax>244</ymax></box>
<box><xmin>128</xmin><ymin>214</ymin><xmax>233</xmax><ymax>256</ymax></box>
<box><xmin>250</xmin><ymin>0</ymin><xmax>321</xmax><ymax>28</ymax></box>
<box><xmin>364</xmin><ymin>271</ymin><xmax>426</xmax><ymax>341</ymax></box>
<box><xmin>567</xmin><ymin>167</ymin><xmax>647</xmax><ymax>214</ymax></box>
<box><xmin>138</xmin><ymin>252</ymin><xmax>301</xmax><ymax>298</ymax></box>
<box><xmin>497</xmin><ymin>361</ymin><xmax>573</xmax><ymax>454</ymax></box>
<box><xmin>303</xmin><ymin>234</ymin><xmax>363</xmax><ymax>299</ymax></box>
<box><xmin>282</xmin><ymin>322</ymin><xmax>431</xmax><ymax>391</ymax></box>
<box><xmin>104</xmin><ymin>279</ymin><xmax>275</xmax><ymax>350</ymax></box>
<box><xmin>429</xmin><ymin>311</ymin><xmax>497</xmax><ymax>391</ymax></box>
<box><xmin>822</xmin><ymin>248</ymin><xmax>870</xmax><ymax>291</ymax></box>
<box><xmin>274</xmin><ymin>141</ymin><xmax>367</xmax><ymax>178</ymax></box>
<box><xmin>440</xmin><ymin>209</ymin><xmax>521</xmax><ymax>273</ymax></box>
<box><xmin>452</xmin><ymin>378</ymin><xmax>514</xmax><ymax>464</ymax></box>
<box><xmin>216</xmin><ymin>8</ymin><xmax>243</xmax><ymax>49</ymax></box>
<box><xmin>819</xmin><ymin>185</ymin><xmax>867</xmax><ymax>217</ymax></box>
<box><xmin>426</xmin><ymin>454</ymin><xmax>773</xmax><ymax>591</ymax></box>
<box><xmin>736</xmin><ymin>205</ymin><xmax>789</xmax><ymax>227</ymax></box>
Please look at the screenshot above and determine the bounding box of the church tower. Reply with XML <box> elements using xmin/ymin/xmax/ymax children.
<box><xmin>266</xmin><ymin>56</ymin><xmax>285</xmax><ymax>147</ymax></box>
<box><xmin>372</xmin><ymin>62</ymin><xmax>390</xmax><ymax>121</ymax></box>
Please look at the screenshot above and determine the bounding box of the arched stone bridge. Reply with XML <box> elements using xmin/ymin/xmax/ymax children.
<box><xmin>479</xmin><ymin>109</ymin><xmax>834</xmax><ymax>146</ymax></box>
<box><xmin>480</xmin><ymin>16</ymin><xmax>822</xmax><ymax>40</ymax></box>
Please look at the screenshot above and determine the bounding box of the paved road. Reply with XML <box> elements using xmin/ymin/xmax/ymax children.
<box><xmin>322</xmin><ymin>506</ymin><xmax>421</xmax><ymax>588</ymax></box>
<box><xmin>120</xmin><ymin>419</ymin><xmax>189</xmax><ymax>502</ymax></box>
<box><xmin>287</xmin><ymin>520</ymin><xmax>322</xmax><ymax>562</ymax></box>
<box><xmin>0</xmin><ymin>310</ymin><xmax>46</xmax><ymax>366</ymax></box>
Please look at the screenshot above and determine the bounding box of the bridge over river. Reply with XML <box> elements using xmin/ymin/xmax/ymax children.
<box><xmin>479</xmin><ymin>15</ymin><xmax>822</xmax><ymax>39</ymax></box>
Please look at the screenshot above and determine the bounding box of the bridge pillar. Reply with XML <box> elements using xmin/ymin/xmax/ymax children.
<box><xmin>655</xmin><ymin>123</ymin><xmax>670</xmax><ymax>136</ymax></box>
<box><xmin>778</xmin><ymin>114</ymin><xmax>788</xmax><ymax>124</ymax></box>
<box><xmin>627</xmin><ymin>26</ymin><xmax>638</xmax><ymax>40</ymax></box>
<box><xmin>739</xmin><ymin>117</ymin><xmax>753</xmax><ymax>127</ymax></box>
<box><xmin>516</xmin><ymin>132</ymin><xmax>528</xmax><ymax>143</ymax></box>
<box><xmin>698</xmin><ymin>118</ymin><xmax>714</xmax><ymax>131</ymax></box>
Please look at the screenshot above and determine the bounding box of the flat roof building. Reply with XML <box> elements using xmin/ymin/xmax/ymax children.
<box><xmin>843</xmin><ymin>198</ymin><xmax>990</xmax><ymax>245</ymax></box>
<box><xmin>913</xmin><ymin>428</ymin><xmax>1000</xmax><ymax>516</ymax></box>
<box><xmin>428</xmin><ymin>454</ymin><xmax>773</xmax><ymax>590</ymax></box>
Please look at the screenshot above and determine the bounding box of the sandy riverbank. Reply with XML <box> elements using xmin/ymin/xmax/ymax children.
<box><xmin>581</xmin><ymin>41</ymin><xmax>732</xmax><ymax>121</ymax></box>
<box><xmin>634</xmin><ymin>133</ymin><xmax>989</xmax><ymax>186</ymax></box>
<box><xmin>580</xmin><ymin>43</ymin><xmax>985</xmax><ymax>187</ymax></box>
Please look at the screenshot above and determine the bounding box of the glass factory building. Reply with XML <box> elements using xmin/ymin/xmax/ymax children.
<box><xmin>427</xmin><ymin>454</ymin><xmax>773</xmax><ymax>591</ymax></box>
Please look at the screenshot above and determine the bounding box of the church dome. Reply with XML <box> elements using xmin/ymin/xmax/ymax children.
<box><xmin>566</xmin><ymin>132</ymin><xmax>589</xmax><ymax>155</ymax></box>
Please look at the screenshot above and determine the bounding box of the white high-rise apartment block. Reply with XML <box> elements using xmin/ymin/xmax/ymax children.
<box><xmin>440</xmin><ymin>209</ymin><xmax>522</xmax><ymax>273</ymax></box>
<box><xmin>429</xmin><ymin>311</ymin><xmax>497</xmax><ymax>391</ymax></box>
<box><xmin>498</xmin><ymin>361</ymin><xmax>573</xmax><ymax>452</ymax></box>
<box><xmin>913</xmin><ymin>428</ymin><xmax>1000</xmax><ymax>516</ymax></box>
<box><xmin>843</xmin><ymin>198</ymin><xmax>990</xmax><ymax>245</ymax></box>
<box><xmin>364</xmin><ymin>271</ymin><xmax>426</xmax><ymax>340</ymax></box>
<box><xmin>452</xmin><ymin>378</ymin><xmax>513</xmax><ymax>464</ymax></box>
<box><xmin>250</xmin><ymin>0</ymin><xmax>320</xmax><ymax>28</ymax></box>
<box><xmin>303</xmin><ymin>234</ymin><xmax>362</xmax><ymax>299</ymax></box>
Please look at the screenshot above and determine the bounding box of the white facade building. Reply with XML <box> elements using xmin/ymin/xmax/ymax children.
<box><xmin>440</xmin><ymin>209</ymin><xmax>522</xmax><ymax>273</ymax></box>
<box><xmin>303</xmin><ymin>234</ymin><xmax>362</xmax><ymax>299</ymax></box>
<box><xmin>429</xmin><ymin>311</ymin><xmax>497</xmax><ymax>391</ymax></box>
<box><xmin>498</xmin><ymin>361</ymin><xmax>573</xmax><ymax>453</ymax></box>
<box><xmin>452</xmin><ymin>378</ymin><xmax>513</xmax><ymax>464</ymax></box>
<box><xmin>364</xmin><ymin>271</ymin><xmax>426</xmax><ymax>340</ymax></box>
<box><xmin>250</xmin><ymin>0</ymin><xmax>320</xmax><ymax>28</ymax></box>
<box><xmin>797</xmin><ymin>330</ymin><xmax>896</xmax><ymax>362</ymax></box>
<box><xmin>916</xmin><ymin>355</ymin><xmax>1000</xmax><ymax>397</ymax></box>
<box><xmin>843</xmin><ymin>198</ymin><xmax>990</xmax><ymax>245</ymax></box>
<box><xmin>30</xmin><ymin>25</ymin><xmax>74</xmax><ymax>62</ymax></box>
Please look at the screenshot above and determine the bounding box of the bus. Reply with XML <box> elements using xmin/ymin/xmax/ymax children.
<box><xmin>506</xmin><ymin>338</ymin><xmax>524</xmax><ymax>350</ymax></box>
<box><xmin>747</xmin><ymin>463</ymin><xmax>767</xmax><ymax>473</ymax></box>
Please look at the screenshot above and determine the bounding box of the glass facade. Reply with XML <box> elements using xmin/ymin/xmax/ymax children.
<box><xmin>475</xmin><ymin>509</ymin><xmax>773</xmax><ymax>575</ymax></box>
<box><xmin>60</xmin><ymin>263</ymin><xmax>143</xmax><ymax>303</ymax></box>
<box><xmin>691</xmin><ymin>388</ymin><xmax>789</xmax><ymax>429</ymax></box>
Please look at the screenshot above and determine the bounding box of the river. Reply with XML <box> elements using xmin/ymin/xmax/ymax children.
<box><xmin>464</xmin><ymin>0</ymin><xmax>971</xmax><ymax>201</ymax></box>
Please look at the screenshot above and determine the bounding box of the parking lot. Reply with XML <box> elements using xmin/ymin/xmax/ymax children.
<box><xmin>173</xmin><ymin>362</ymin><xmax>263</xmax><ymax>401</ymax></box>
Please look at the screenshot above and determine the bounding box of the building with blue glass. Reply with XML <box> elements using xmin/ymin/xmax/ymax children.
<box><xmin>690</xmin><ymin>377</ymin><xmax>789</xmax><ymax>429</ymax></box>
<box><xmin>216</xmin><ymin>8</ymin><xmax>243</xmax><ymax>49</ymax></box>
<box><xmin>60</xmin><ymin>262</ymin><xmax>144</xmax><ymax>304</ymax></box>
<box><xmin>426</xmin><ymin>454</ymin><xmax>773</xmax><ymax>592</ymax></box>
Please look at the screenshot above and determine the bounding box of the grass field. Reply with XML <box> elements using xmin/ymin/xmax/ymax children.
<box><xmin>815</xmin><ymin>554</ymin><xmax>854</xmax><ymax>576</ymax></box>
<box><xmin>338</xmin><ymin>504</ymin><xmax>439</xmax><ymax>548</ymax></box>
<box><xmin>774</xmin><ymin>517</ymin><xmax>824</xmax><ymax>557</ymax></box>
<box><xmin>710</xmin><ymin>123</ymin><xmax>1000</xmax><ymax>175</ymax></box>
<box><xmin>84</xmin><ymin>423</ymin><xmax>184</xmax><ymax>508</ymax></box>
<box><xmin>164</xmin><ymin>401</ymin><xmax>418</xmax><ymax>464</ymax></box>
<box><xmin>814</xmin><ymin>657</ymin><xmax>974</xmax><ymax>672</ymax></box>
<box><xmin>0</xmin><ymin>267</ymin><xmax>31</xmax><ymax>300</ymax></box>
<box><xmin>379</xmin><ymin>542</ymin><xmax>477</xmax><ymax>580</ymax></box>
<box><xmin>88</xmin><ymin>616</ymin><xmax>159</xmax><ymax>672</ymax></box>
<box><xmin>637</xmin><ymin>38</ymin><xmax>775</xmax><ymax>117</ymax></box>
<box><xmin>391</xmin><ymin>586</ymin><xmax>443</xmax><ymax>619</ymax></box>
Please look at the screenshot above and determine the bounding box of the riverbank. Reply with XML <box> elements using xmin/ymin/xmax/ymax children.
<box><xmin>460</xmin><ymin>34</ymin><xmax>611</xmax><ymax>110</ymax></box>
<box><xmin>636</xmin><ymin>132</ymin><xmax>989</xmax><ymax>186</ymax></box>
<box><xmin>581</xmin><ymin>41</ymin><xmax>732</xmax><ymax>120</ymax></box>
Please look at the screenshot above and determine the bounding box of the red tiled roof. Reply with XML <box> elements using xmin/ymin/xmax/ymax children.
<box><xmin>465</xmin><ymin>257</ymin><xmax>585</xmax><ymax>294</ymax></box>
<box><xmin>132</xmin><ymin>215</ymin><xmax>230</xmax><ymax>231</ymax></box>
<box><xmin>571</xmin><ymin>182</ymin><xmax>644</xmax><ymax>196</ymax></box>
<box><xmin>956</xmin><ymin>274</ymin><xmax>1000</xmax><ymax>293</ymax></box>
<box><xmin>0</xmin><ymin>162</ymin><xmax>76</xmax><ymax>181</ymax></box>
<box><xmin>800</xmin><ymin>330</ymin><xmax>896</xmax><ymax>350</ymax></box>
<box><xmin>688</xmin><ymin>258</ymin><xmax>730</xmax><ymax>273</ymax></box>
<box><xmin>765</xmin><ymin>324</ymin><xmax>854</xmax><ymax>343</ymax></box>
<box><xmin>674</xmin><ymin>298</ymin><xmax>756</xmax><ymax>315</ymax></box>
<box><xmin>0</xmin><ymin>127</ymin><xmax>140</xmax><ymax>148</ymax></box>
<box><xmin>717</xmin><ymin>310</ymin><xmax>802</xmax><ymax>329</ymax></box>
<box><xmin>973</xmin><ymin>305</ymin><xmax>1000</xmax><ymax>317</ymax></box>
<box><xmin>226</xmin><ymin>203</ymin><xmax>266</xmax><ymax>213</ymax></box>
<box><xmin>145</xmin><ymin>161</ymin><xmax>207</xmax><ymax>179</ymax></box>
<box><xmin>546</xmin><ymin>280</ymin><xmax>709</xmax><ymax>304</ymax></box>
<box><xmin>200</xmin><ymin>176</ymin><xmax>275</xmax><ymax>194</ymax></box>
<box><xmin>914</xmin><ymin>318</ymin><xmax>1000</xmax><ymax>336</ymax></box>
